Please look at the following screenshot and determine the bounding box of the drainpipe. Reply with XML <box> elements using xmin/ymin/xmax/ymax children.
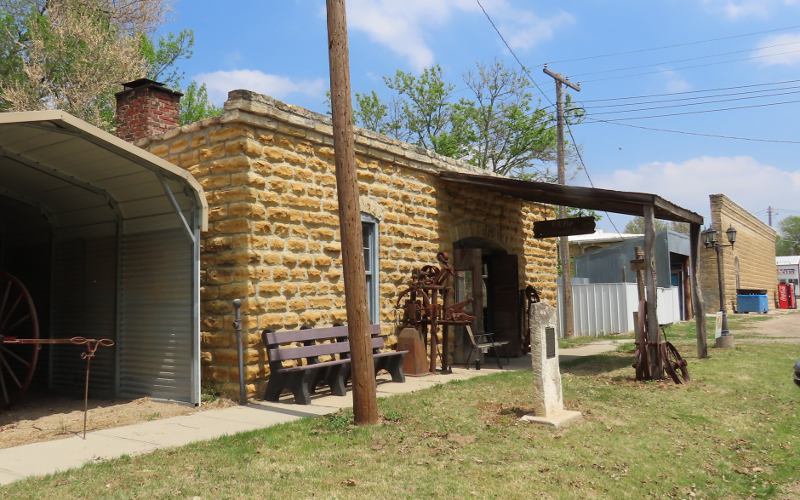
<box><xmin>232</xmin><ymin>299</ymin><xmax>247</xmax><ymax>405</ymax></box>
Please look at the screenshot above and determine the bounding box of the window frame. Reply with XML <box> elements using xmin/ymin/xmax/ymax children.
<box><xmin>361</xmin><ymin>213</ymin><xmax>380</xmax><ymax>324</ymax></box>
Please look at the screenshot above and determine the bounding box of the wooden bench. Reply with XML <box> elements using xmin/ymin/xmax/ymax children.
<box><xmin>262</xmin><ymin>324</ymin><xmax>407</xmax><ymax>404</ymax></box>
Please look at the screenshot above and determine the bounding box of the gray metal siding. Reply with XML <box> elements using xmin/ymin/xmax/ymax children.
<box><xmin>50</xmin><ymin>237</ymin><xmax>117</xmax><ymax>397</ymax></box>
<box><xmin>119</xmin><ymin>228</ymin><xmax>192</xmax><ymax>402</ymax></box>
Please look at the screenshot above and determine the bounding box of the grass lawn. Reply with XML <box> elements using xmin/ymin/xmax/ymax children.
<box><xmin>3</xmin><ymin>316</ymin><xmax>799</xmax><ymax>499</ymax></box>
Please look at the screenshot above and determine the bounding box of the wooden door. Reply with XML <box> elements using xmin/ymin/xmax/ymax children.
<box><xmin>453</xmin><ymin>248</ymin><xmax>482</xmax><ymax>364</ymax></box>
<box><xmin>488</xmin><ymin>254</ymin><xmax>521</xmax><ymax>357</ymax></box>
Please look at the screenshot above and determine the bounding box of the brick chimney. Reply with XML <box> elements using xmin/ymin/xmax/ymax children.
<box><xmin>115</xmin><ymin>78</ymin><xmax>182</xmax><ymax>143</ymax></box>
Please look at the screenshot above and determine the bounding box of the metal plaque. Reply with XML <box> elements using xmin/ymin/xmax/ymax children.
<box><xmin>534</xmin><ymin>216</ymin><xmax>596</xmax><ymax>239</ymax></box>
<box><xmin>546</xmin><ymin>327</ymin><xmax>556</xmax><ymax>359</ymax></box>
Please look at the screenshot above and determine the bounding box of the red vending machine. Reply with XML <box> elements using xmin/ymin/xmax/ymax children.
<box><xmin>777</xmin><ymin>283</ymin><xmax>796</xmax><ymax>309</ymax></box>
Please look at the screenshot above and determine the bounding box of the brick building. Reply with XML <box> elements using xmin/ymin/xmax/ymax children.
<box><xmin>699</xmin><ymin>194</ymin><xmax>777</xmax><ymax>313</ymax></box>
<box><xmin>123</xmin><ymin>81</ymin><xmax>558</xmax><ymax>396</ymax></box>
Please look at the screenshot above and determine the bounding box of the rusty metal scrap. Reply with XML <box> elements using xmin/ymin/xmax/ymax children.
<box><xmin>395</xmin><ymin>252</ymin><xmax>475</xmax><ymax>373</ymax></box>
<box><xmin>1</xmin><ymin>271</ymin><xmax>114</xmax><ymax>437</ymax></box>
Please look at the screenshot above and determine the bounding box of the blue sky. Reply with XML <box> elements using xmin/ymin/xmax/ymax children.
<box><xmin>158</xmin><ymin>0</ymin><xmax>800</xmax><ymax>232</ymax></box>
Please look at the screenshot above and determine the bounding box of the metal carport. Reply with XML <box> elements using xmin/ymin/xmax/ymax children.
<box><xmin>0</xmin><ymin>110</ymin><xmax>207</xmax><ymax>405</ymax></box>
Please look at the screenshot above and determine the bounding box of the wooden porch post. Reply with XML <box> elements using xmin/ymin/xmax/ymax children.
<box><xmin>689</xmin><ymin>223</ymin><xmax>708</xmax><ymax>359</ymax></box>
<box><xmin>326</xmin><ymin>0</ymin><xmax>378</xmax><ymax>424</ymax></box>
<box><xmin>643</xmin><ymin>205</ymin><xmax>663</xmax><ymax>378</ymax></box>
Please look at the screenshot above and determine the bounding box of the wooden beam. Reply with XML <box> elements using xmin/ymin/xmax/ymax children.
<box><xmin>689</xmin><ymin>223</ymin><xmax>708</xmax><ymax>359</ymax></box>
<box><xmin>643</xmin><ymin>205</ymin><xmax>663</xmax><ymax>379</ymax></box>
<box><xmin>325</xmin><ymin>0</ymin><xmax>378</xmax><ymax>425</ymax></box>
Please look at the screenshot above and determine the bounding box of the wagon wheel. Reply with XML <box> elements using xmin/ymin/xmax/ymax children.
<box><xmin>664</xmin><ymin>342</ymin><xmax>690</xmax><ymax>384</ymax></box>
<box><xmin>0</xmin><ymin>271</ymin><xmax>40</xmax><ymax>408</ymax></box>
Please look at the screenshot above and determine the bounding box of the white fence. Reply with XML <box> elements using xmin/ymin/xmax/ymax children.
<box><xmin>556</xmin><ymin>282</ymin><xmax>681</xmax><ymax>338</ymax></box>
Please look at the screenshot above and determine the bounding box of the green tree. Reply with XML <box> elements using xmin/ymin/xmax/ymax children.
<box><xmin>0</xmin><ymin>0</ymin><xmax>217</xmax><ymax>129</ymax></box>
<box><xmin>462</xmin><ymin>61</ymin><xmax>556</xmax><ymax>178</ymax></box>
<box><xmin>138</xmin><ymin>29</ymin><xmax>194</xmax><ymax>89</ymax></box>
<box><xmin>776</xmin><ymin>216</ymin><xmax>800</xmax><ymax>256</ymax></box>
<box><xmin>381</xmin><ymin>65</ymin><xmax>474</xmax><ymax>159</ymax></box>
<box><xmin>0</xmin><ymin>0</ymin><xmax>148</xmax><ymax>128</ymax></box>
<box><xmin>354</xmin><ymin>61</ymin><xmax>560</xmax><ymax>180</ymax></box>
<box><xmin>180</xmin><ymin>81</ymin><xmax>221</xmax><ymax>125</ymax></box>
<box><xmin>623</xmin><ymin>217</ymin><xmax>670</xmax><ymax>234</ymax></box>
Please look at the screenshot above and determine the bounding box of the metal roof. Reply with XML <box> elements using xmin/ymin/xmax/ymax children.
<box><xmin>777</xmin><ymin>255</ymin><xmax>800</xmax><ymax>266</ymax></box>
<box><xmin>569</xmin><ymin>230</ymin><xmax>643</xmax><ymax>244</ymax></box>
<box><xmin>439</xmin><ymin>171</ymin><xmax>703</xmax><ymax>225</ymax></box>
<box><xmin>0</xmin><ymin>110</ymin><xmax>207</xmax><ymax>234</ymax></box>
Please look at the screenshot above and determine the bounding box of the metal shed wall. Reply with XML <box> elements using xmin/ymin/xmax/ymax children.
<box><xmin>50</xmin><ymin>236</ymin><xmax>117</xmax><ymax>397</ymax></box>
<box><xmin>118</xmin><ymin>228</ymin><xmax>193</xmax><ymax>402</ymax></box>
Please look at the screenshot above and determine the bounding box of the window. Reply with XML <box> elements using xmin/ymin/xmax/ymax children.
<box><xmin>361</xmin><ymin>214</ymin><xmax>379</xmax><ymax>323</ymax></box>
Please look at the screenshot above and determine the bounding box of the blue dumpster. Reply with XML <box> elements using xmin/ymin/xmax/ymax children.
<box><xmin>736</xmin><ymin>288</ymin><xmax>769</xmax><ymax>313</ymax></box>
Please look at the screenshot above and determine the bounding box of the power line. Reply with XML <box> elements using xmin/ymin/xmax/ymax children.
<box><xmin>574</xmin><ymin>87</ymin><xmax>800</xmax><ymax>116</ymax></box>
<box><xmin>540</xmin><ymin>24</ymin><xmax>800</xmax><ymax>66</ymax></box>
<box><xmin>475</xmin><ymin>0</ymin><xmax>623</xmax><ymax>237</ymax></box>
<box><xmin>576</xmin><ymin>83</ymin><xmax>800</xmax><ymax>110</ymax></box>
<box><xmin>579</xmin><ymin>47</ymin><xmax>800</xmax><ymax>83</ymax></box>
<box><xmin>583</xmin><ymin>118</ymin><xmax>800</xmax><ymax>144</ymax></box>
<box><xmin>576</xmin><ymin>78</ymin><xmax>800</xmax><ymax>103</ymax></box>
<box><xmin>570</xmin><ymin>38</ymin><xmax>800</xmax><ymax>79</ymax></box>
<box><xmin>590</xmin><ymin>97</ymin><xmax>800</xmax><ymax>121</ymax></box>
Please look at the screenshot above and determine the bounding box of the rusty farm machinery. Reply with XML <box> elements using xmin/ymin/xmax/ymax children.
<box><xmin>0</xmin><ymin>271</ymin><xmax>113</xmax><ymax>437</ymax></box>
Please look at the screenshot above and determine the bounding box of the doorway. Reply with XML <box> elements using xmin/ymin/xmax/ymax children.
<box><xmin>453</xmin><ymin>238</ymin><xmax>521</xmax><ymax>363</ymax></box>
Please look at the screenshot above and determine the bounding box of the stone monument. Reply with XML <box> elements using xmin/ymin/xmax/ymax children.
<box><xmin>520</xmin><ymin>302</ymin><xmax>582</xmax><ymax>428</ymax></box>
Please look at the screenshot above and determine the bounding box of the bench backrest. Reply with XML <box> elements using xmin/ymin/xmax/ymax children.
<box><xmin>263</xmin><ymin>324</ymin><xmax>384</xmax><ymax>365</ymax></box>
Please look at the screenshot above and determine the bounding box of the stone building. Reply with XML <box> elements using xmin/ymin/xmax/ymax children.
<box><xmin>699</xmin><ymin>194</ymin><xmax>777</xmax><ymax>313</ymax></box>
<box><xmin>120</xmin><ymin>81</ymin><xmax>558</xmax><ymax>396</ymax></box>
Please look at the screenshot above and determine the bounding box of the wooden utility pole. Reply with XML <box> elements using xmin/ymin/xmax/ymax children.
<box><xmin>543</xmin><ymin>66</ymin><xmax>580</xmax><ymax>338</ymax></box>
<box><xmin>325</xmin><ymin>0</ymin><xmax>378</xmax><ymax>425</ymax></box>
<box><xmin>643</xmin><ymin>205</ymin><xmax>664</xmax><ymax>378</ymax></box>
<box><xmin>689</xmin><ymin>223</ymin><xmax>708</xmax><ymax>358</ymax></box>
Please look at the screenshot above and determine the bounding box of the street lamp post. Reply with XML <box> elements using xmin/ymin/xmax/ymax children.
<box><xmin>702</xmin><ymin>224</ymin><xmax>737</xmax><ymax>348</ymax></box>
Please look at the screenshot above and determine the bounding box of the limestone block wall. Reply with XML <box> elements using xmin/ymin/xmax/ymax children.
<box><xmin>699</xmin><ymin>194</ymin><xmax>777</xmax><ymax>313</ymax></box>
<box><xmin>139</xmin><ymin>90</ymin><xmax>557</xmax><ymax>396</ymax></box>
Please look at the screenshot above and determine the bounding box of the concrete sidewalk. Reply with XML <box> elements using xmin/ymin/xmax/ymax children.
<box><xmin>0</xmin><ymin>341</ymin><xmax>620</xmax><ymax>486</ymax></box>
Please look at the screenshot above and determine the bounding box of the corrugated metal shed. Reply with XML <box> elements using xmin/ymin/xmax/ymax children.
<box><xmin>0</xmin><ymin>110</ymin><xmax>206</xmax><ymax>405</ymax></box>
<box><xmin>0</xmin><ymin>110</ymin><xmax>207</xmax><ymax>235</ymax></box>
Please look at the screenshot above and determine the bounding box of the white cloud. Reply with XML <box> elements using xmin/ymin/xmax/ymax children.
<box><xmin>594</xmin><ymin>156</ymin><xmax>800</xmax><ymax>221</ymax></box>
<box><xmin>754</xmin><ymin>33</ymin><xmax>800</xmax><ymax>66</ymax></box>
<box><xmin>346</xmin><ymin>0</ymin><xmax>572</xmax><ymax>71</ymax></box>
<box><xmin>496</xmin><ymin>9</ymin><xmax>573</xmax><ymax>51</ymax></box>
<box><xmin>661</xmin><ymin>68</ymin><xmax>691</xmax><ymax>93</ymax></box>
<box><xmin>702</xmin><ymin>0</ymin><xmax>799</xmax><ymax>19</ymax></box>
<box><xmin>195</xmin><ymin>70</ymin><xmax>326</xmax><ymax>104</ymax></box>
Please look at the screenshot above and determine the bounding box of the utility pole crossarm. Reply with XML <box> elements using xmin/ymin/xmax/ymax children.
<box><xmin>543</xmin><ymin>66</ymin><xmax>582</xmax><ymax>92</ymax></box>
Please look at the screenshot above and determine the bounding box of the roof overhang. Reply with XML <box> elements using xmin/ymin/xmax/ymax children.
<box><xmin>0</xmin><ymin>110</ymin><xmax>208</xmax><ymax>234</ymax></box>
<box><xmin>439</xmin><ymin>171</ymin><xmax>703</xmax><ymax>225</ymax></box>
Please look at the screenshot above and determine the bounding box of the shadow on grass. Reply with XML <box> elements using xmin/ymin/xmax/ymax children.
<box><xmin>560</xmin><ymin>352</ymin><xmax>632</xmax><ymax>376</ymax></box>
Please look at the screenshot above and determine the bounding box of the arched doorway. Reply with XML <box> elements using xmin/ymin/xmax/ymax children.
<box><xmin>453</xmin><ymin>237</ymin><xmax>521</xmax><ymax>363</ymax></box>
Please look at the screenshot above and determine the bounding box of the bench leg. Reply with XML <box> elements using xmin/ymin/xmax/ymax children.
<box><xmin>386</xmin><ymin>355</ymin><xmax>405</xmax><ymax>383</ymax></box>
<box><xmin>327</xmin><ymin>365</ymin><xmax>348</xmax><ymax>396</ymax></box>
<box><xmin>264</xmin><ymin>373</ymin><xmax>285</xmax><ymax>402</ymax></box>
<box><xmin>288</xmin><ymin>372</ymin><xmax>312</xmax><ymax>405</ymax></box>
<box><xmin>373</xmin><ymin>356</ymin><xmax>387</xmax><ymax>377</ymax></box>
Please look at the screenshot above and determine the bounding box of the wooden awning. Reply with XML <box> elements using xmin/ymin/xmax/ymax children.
<box><xmin>439</xmin><ymin>171</ymin><xmax>703</xmax><ymax>225</ymax></box>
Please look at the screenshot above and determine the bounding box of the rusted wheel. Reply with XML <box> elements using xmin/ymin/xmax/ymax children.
<box><xmin>664</xmin><ymin>342</ymin><xmax>689</xmax><ymax>384</ymax></box>
<box><xmin>0</xmin><ymin>271</ymin><xmax>40</xmax><ymax>408</ymax></box>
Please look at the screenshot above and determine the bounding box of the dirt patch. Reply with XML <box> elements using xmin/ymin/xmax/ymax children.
<box><xmin>736</xmin><ymin>311</ymin><xmax>800</xmax><ymax>344</ymax></box>
<box><xmin>0</xmin><ymin>396</ymin><xmax>233</xmax><ymax>449</ymax></box>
